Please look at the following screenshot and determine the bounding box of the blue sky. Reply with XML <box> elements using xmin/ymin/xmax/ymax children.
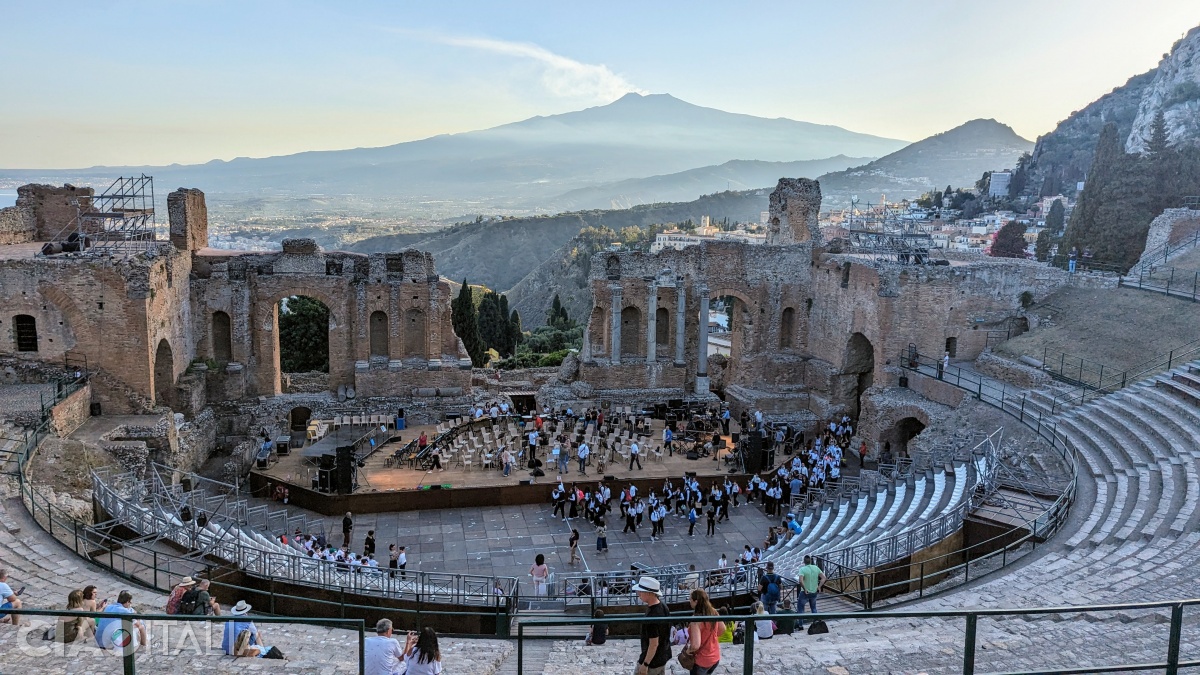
<box><xmin>0</xmin><ymin>1</ymin><xmax>1197</xmax><ymax>167</ymax></box>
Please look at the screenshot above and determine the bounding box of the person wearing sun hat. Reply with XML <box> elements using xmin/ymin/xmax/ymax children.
<box><xmin>222</xmin><ymin>600</ymin><xmax>267</xmax><ymax>656</ymax></box>
<box><xmin>165</xmin><ymin>576</ymin><xmax>196</xmax><ymax>615</ymax></box>
<box><xmin>632</xmin><ymin>576</ymin><xmax>672</xmax><ymax>675</ymax></box>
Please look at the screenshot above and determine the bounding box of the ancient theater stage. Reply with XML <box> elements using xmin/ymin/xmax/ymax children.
<box><xmin>257</xmin><ymin>420</ymin><xmax>746</xmax><ymax>495</ymax></box>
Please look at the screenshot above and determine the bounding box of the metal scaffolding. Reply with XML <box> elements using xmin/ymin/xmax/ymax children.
<box><xmin>40</xmin><ymin>174</ymin><xmax>156</xmax><ymax>259</ymax></box>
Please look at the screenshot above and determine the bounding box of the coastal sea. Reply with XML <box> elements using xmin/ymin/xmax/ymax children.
<box><xmin>0</xmin><ymin>191</ymin><xmax>16</xmax><ymax>208</ymax></box>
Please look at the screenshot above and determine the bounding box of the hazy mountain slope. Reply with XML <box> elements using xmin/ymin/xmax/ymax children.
<box><xmin>1127</xmin><ymin>25</ymin><xmax>1200</xmax><ymax>152</ymax></box>
<box><xmin>351</xmin><ymin>189</ymin><xmax>770</xmax><ymax>295</ymax></box>
<box><xmin>815</xmin><ymin>119</ymin><xmax>1033</xmax><ymax>206</ymax></box>
<box><xmin>544</xmin><ymin>156</ymin><xmax>870</xmax><ymax>211</ymax></box>
<box><xmin>0</xmin><ymin>94</ymin><xmax>906</xmax><ymax>209</ymax></box>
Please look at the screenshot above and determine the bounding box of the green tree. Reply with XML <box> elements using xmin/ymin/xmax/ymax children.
<box><xmin>1034</xmin><ymin>229</ymin><xmax>1055</xmax><ymax>262</ymax></box>
<box><xmin>1146</xmin><ymin>110</ymin><xmax>1170</xmax><ymax>158</ymax></box>
<box><xmin>975</xmin><ymin>171</ymin><xmax>992</xmax><ymax>195</ymax></box>
<box><xmin>452</xmin><ymin>279</ymin><xmax>487</xmax><ymax>367</ymax></box>
<box><xmin>476</xmin><ymin>291</ymin><xmax>507</xmax><ymax>358</ymax></box>
<box><xmin>990</xmin><ymin>221</ymin><xmax>1028</xmax><ymax>258</ymax></box>
<box><xmin>1009</xmin><ymin>152</ymin><xmax>1032</xmax><ymax>198</ymax></box>
<box><xmin>278</xmin><ymin>295</ymin><xmax>329</xmax><ymax>373</ymax></box>
<box><xmin>508</xmin><ymin>310</ymin><xmax>523</xmax><ymax>350</ymax></box>
<box><xmin>1045</xmin><ymin>199</ymin><xmax>1065</xmax><ymax>232</ymax></box>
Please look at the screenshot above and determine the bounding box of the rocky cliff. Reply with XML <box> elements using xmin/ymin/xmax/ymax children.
<box><xmin>1028</xmin><ymin>23</ymin><xmax>1200</xmax><ymax>195</ymax></box>
<box><xmin>1127</xmin><ymin>25</ymin><xmax>1200</xmax><ymax>153</ymax></box>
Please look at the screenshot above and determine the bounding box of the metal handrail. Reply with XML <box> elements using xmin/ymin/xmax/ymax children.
<box><xmin>515</xmin><ymin>599</ymin><xmax>1194</xmax><ymax>675</ymax></box>
<box><xmin>92</xmin><ymin>468</ymin><xmax>518</xmax><ymax>604</ymax></box>
<box><xmin>1130</xmin><ymin>225</ymin><xmax>1200</xmax><ymax>275</ymax></box>
<box><xmin>1121</xmin><ymin>264</ymin><xmax>1200</xmax><ymax>303</ymax></box>
<box><xmin>1043</xmin><ymin>337</ymin><xmax>1200</xmax><ymax>410</ymax></box>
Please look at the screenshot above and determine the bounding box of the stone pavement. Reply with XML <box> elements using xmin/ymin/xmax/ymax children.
<box><xmin>0</xmin><ymin>485</ymin><xmax>512</xmax><ymax>674</ymax></box>
<box><xmin>259</xmin><ymin>491</ymin><xmax>781</xmax><ymax>582</ymax></box>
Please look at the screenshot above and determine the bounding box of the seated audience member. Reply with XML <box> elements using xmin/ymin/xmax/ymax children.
<box><xmin>191</xmin><ymin>579</ymin><xmax>222</xmax><ymax>615</ymax></box>
<box><xmin>404</xmin><ymin>626</ymin><xmax>443</xmax><ymax>675</ymax></box>
<box><xmin>223</xmin><ymin>601</ymin><xmax>277</xmax><ymax>658</ymax></box>
<box><xmin>57</xmin><ymin>589</ymin><xmax>96</xmax><ymax>644</ymax></box>
<box><xmin>165</xmin><ymin>576</ymin><xmax>195</xmax><ymax>615</ymax></box>
<box><xmin>96</xmin><ymin>591</ymin><xmax>147</xmax><ymax>651</ymax></box>
<box><xmin>365</xmin><ymin>618</ymin><xmax>417</xmax><ymax>675</ymax></box>
<box><xmin>0</xmin><ymin>569</ymin><xmax>23</xmax><ymax>625</ymax></box>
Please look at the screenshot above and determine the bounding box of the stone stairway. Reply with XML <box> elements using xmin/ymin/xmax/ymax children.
<box><xmin>0</xmin><ymin>422</ymin><xmax>25</xmax><ymax>474</ymax></box>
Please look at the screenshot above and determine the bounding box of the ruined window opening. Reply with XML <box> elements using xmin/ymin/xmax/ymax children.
<box><xmin>944</xmin><ymin>337</ymin><xmax>957</xmax><ymax>358</ymax></box>
<box><xmin>805</xmin><ymin>298</ymin><xmax>813</xmax><ymax>314</ymax></box>
<box><xmin>779</xmin><ymin>307</ymin><xmax>795</xmax><ymax>349</ymax></box>
<box><xmin>211</xmin><ymin>311</ymin><xmax>233</xmax><ymax>363</ymax></box>
<box><xmin>841</xmin><ymin>263</ymin><xmax>851</xmax><ymax>288</ymax></box>
<box><xmin>153</xmin><ymin>338</ymin><xmax>175</xmax><ymax>408</ymax></box>
<box><xmin>655</xmin><ymin>307</ymin><xmax>670</xmax><ymax>349</ymax></box>
<box><xmin>404</xmin><ymin>308</ymin><xmax>426</xmax><ymax>358</ymax></box>
<box><xmin>370</xmin><ymin>310</ymin><xmax>389</xmax><ymax>358</ymax></box>
<box><xmin>13</xmin><ymin>315</ymin><xmax>38</xmax><ymax>352</ymax></box>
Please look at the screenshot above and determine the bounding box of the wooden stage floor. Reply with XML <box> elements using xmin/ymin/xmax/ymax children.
<box><xmin>259</xmin><ymin>421</ymin><xmax>744</xmax><ymax>492</ymax></box>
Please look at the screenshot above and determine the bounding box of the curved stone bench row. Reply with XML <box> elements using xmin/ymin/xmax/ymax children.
<box><xmin>766</xmin><ymin>461</ymin><xmax>969</xmax><ymax>578</ymax></box>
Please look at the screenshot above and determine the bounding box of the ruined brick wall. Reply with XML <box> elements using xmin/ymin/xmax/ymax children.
<box><xmin>766</xmin><ymin>178</ymin><xmax>822</xmax><ymax>246</ymax></box>
<box><xmin>581</xmin><ymin>241</ymin><xmax>814</xmax><ymax>398</ymax></box>
<box><xmin>0</xmin><ymin>194</ymin><xmax>35</xmax><ymax>245</ymax></box>
<box><xmin>23</xmin><ymin>184</ymin><xmax>94</xmax><ymax>242</ymax></box>
<box><xmin>48</xmin><ymin>383</ymin><xmax>91</xmax><ymax>437</ymax></box>
<box><xmin>190</xmin><ymin>241</ymin><xmax>468</xmax><ymax>398</ymax></box>
<box><xmin>168</xmin><ymin>188</ymin><xmax>208</xmax><ymax>252</ymax></box>
<box><xmin>0</xmin><ymin>240</ymin><xmax>195</xmax><ymax>406</ymax></box>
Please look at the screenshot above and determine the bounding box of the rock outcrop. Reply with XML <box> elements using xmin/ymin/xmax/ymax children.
<box><xmin>1127</xmin><ymin>25</ymin><xmax>1200</xmax><ymax>153</ymax></box>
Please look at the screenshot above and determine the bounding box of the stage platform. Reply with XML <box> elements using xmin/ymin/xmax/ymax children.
<box><xmin>252</xmin><ymin>420</ymin><xmax>754</xmax><ymax>515</ymax></box>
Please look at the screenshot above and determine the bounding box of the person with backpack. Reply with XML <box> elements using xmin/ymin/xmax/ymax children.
<box><xmin>179</xmin><ymin>579</ymin><xmax>221</xmax><ymax>616</ymax></box>
<box><xmin>758</xmin><ymin>561</ymin><xmax>783</xmax><ymax>614</ymax></box>
<box><xmin>688</xmin><ymin>506</ymin><xmax>698</xmax><ymax>537</ymax></box>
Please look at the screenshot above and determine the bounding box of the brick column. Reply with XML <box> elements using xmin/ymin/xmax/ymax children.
<box><xmin>696</xmin><ymin>284</ymin><xmax>710</xmax><ymax>395</ymax></box>
<box><xmin>646</xmin><ymin>281</ymin><xmax>657</xmax><ymax>364</ymax></box>
<box><xmin>610</xmin><ymin>283</ymin><xmax>623</xmax><ymax>365</ymax></box>
<box><xmin>674</xmin><ymin>280</ymin><xmax>686</xmax><ymax>366</ymax></box>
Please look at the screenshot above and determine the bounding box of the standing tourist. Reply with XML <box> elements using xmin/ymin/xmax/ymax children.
<box><xmin>577</xmin><ymin>441</ymin><xmax>590</xmax><ymax>475</ymax></box>
<box><xmin>529</xmin><ymin>554</ymin><xmax>550</xmax><ymax>597</ymax></box>
<box><xmin>629</xmin><ymin>440</ymin><xmax>643</xmax><ymax>470</ymax></box>
<box><xmin>342</xmin><ymin>512</ymin><xmax>354</xmax><ymax>549</ymax></box>
<box><xmin>684</xmin><ymin>589</ymin><xmax>724</xmax><ymax>675</ymax></box>
<box><xmin>596</xmin><ymin>518</ymin><xmax>608</xmax><ymax>553</ymax></box>
<box><xmin>568</xmin><ymin>529</ymin><xmax>580</xmax><ymax>565</ymax></box>
<box><xmin>633</xmin><ymin>577</ymin><xmax>672</xmax><ymax>675</ymax></box>
<box><xmin>796</xmin><ymin>555</ymin><xmax>826</xmax><ymax>629</ymax></box>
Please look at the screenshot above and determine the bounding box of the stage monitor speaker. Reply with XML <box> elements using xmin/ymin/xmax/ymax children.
<box><xmin>336</xmin><ymin>445</ymin><xmax>356</xmax><ymax>495</ymax></box>
<box><xmin>519</xmin><ymin>479</ymin><xmax>531</xmax><ymax>486</ymax></box>
<box><xmin>743</xmin><ymin>447</ymin><xmax>762</xmax><ymax>474</ymax></box>
<box><xmin>319</xmin><ymin>454</ymin><xmax>336</xmax><ymax>470</ymax></box>
<box><xmin>745</xmin><ymin>433</ymin><xmax>762</xmax><ymax>453</ymax></box>
<box><xmin>604</xmin><ymin>474</ymin><xmax>616</xmax><ymax>482</ymax></box>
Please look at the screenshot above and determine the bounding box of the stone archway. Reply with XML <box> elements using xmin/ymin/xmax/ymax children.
<box><xmin>844</xmin><ymin>332</ymin><xmax>875</xmax><ymax>418</ymax></box>
<box><xmin>212</xmin><ymin>311</ymin><xmax>233</xmax><ymax>363</ymax></box>
<box><xmin>153</xmin><ymin>338</ymin><xmax>175</xmax><ymax>409</ymax></box>
<box><xmin>709</xmin><ymin>289</ymin><xmax>755</xmax><ymax>388</ymax></box>
<box><xmin>289</xmin><ymin>406</ymin><xmax>312</xmax><ymax>431</ymax></box>
<box><xmin>893</xmin><ymin>416</ymin><xmax>927</xmax><ymax>457</ymax></box>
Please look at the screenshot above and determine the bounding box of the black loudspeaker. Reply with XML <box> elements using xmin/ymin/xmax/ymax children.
<box><xmin>743</xmin><ymin>446</ymin><xmax>762</xmax><ymax>474</ymax></box>
<box><xmin>761</xmin><ymin>449</ymin><xmax>775</xmax><ymax>470</ymax></box>
<box><xmin>731</xmin><ymin>432</ymin><xmax>740</xmax><ymax>444</ymax></box>
<box><xmin>319</xmin><ymin>454</ymin><xmax>336</xmax><ymax>470</ymax></box>
<box><xmin>318</xmin><ymin>468</ymin><xmax>334</xmax><ymax>492</ymax></box>
<box><xmin>745</xmin><ymin>433</ymin><xmax>762</xmax><ymax>453</ymax></box>
<box><xmin>335</xmin><ymin>446</ymin><xmax>355</xmax><ymax>495</ymax></box>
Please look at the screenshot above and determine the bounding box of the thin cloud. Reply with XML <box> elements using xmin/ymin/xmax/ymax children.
<box><xmin>394</xmin><ymin>29</ymin><xmax>645</xmax><ymax>101</ymax></box>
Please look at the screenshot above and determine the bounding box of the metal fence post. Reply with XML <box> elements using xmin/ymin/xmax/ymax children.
<box><xmin>1167</xmin><ymin>603</ymin><xmax>1183</xmax><ymax>675</ymax></box>
<box><xmin>123</xmin><ymin>617</ymin><xmax>136</xmax><ymax>675</ymax></box>
<box><xmin>517</xmin><ymin>623</ymin><xmax>524</xmax><ymax>674</ymax></box>
<box><xmin>359</xmin><ymin>621</ymin><xmax>366</xmax><ymax>675</ymax></box>
<box><xmin>963</xmin><ymin>613</ymin><xmax>977</xmax><ymax>675</ymax></box>
<box><xmin>743</xmin><ymin>617</ymin><xmax>756</xmax><ymax>675</ymax></box>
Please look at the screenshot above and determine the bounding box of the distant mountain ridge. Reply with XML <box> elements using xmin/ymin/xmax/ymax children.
<box><xmin>543</xmin><ymin>156</ymin><xmax>871</xmax><ymax>211</ymax></box>
<box><xmin>814</xmin><ymin>119</ymin><xmax>1033</xmax><ymax>206</ymax></box>
<box><xmin>0</xmin><ymin>93</ymin><xmax>907</xmax><ymax>211</ymax></box>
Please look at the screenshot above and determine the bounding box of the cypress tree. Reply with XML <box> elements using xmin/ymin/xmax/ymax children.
<box><xmin>452</xmin><ymin>279</ymin><xmax>487</xmax><ymax>367</ymax></box>
<box><xmin>509</xmin><ymin>310</ymin><xmax>523</xmax><ymax>349</ymax></box>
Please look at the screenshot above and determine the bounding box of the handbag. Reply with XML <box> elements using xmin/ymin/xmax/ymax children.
<box><xmin>678</xmin><ymin>647</ymin><xmax>696</xmax><ymax>670</ymax></box>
